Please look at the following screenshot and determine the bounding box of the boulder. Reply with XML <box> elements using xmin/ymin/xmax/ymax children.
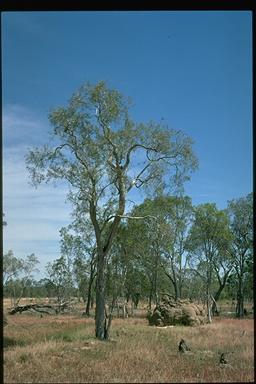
<box><xmin>148</xmin><ymin>296</ymin><xmax>207</xmax><ymax>326</ymax></box>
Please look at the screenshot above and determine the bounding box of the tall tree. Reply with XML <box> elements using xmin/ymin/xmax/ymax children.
<box><xmin>26</xmin><ymin>81</ymin><xmax>197</xmax><ymax>339</ymax></box>
<box><xmin>227</xmin><ymin>193</ymin><xmax>253</xmax><ymax>317</ymax></box>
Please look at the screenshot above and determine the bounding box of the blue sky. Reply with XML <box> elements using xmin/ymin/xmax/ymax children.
<box><xmin>2</xmin><ymin>11</ymin><xmax>252</xmax><ymax>277</ymax></box>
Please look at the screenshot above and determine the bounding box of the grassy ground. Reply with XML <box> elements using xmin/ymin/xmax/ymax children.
<box><xmin>4</xmin><ymin>306</ymin><xmax>254</xmax><ymax>383</ymax></box>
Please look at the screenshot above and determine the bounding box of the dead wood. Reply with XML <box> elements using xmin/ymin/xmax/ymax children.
<box><xmin>8</xmin><ymin>302</ymin><xmax>71</xmax><ymax>315</ymax></box>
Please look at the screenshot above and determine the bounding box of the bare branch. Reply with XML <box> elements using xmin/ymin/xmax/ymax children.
<box><xmin>96</xmin><ymin>178</ymin><xmax>118</xmax><ymax>202</ymax></box>
<box><xmin>53</xmin><ymin>143</ymin><xmax>73</xmax><ymax>156</ymax></box>
<box><xmin>127</xmin><ymin>163</ymin><xmax>152</xmax><ymax>192</ymax></box>
<box><xmin>52</xmin><ymin>137</ymin><xmax>96</xmax><ymax>184</ymax></box>
<box><xmin>123</xmin><ymin>144</ymin><xmax>158</xmax><ymax>170</ymax></box>
<box><xmin>97</xmin><ymin>108</ymin><xmax>120</xmax><ymax>166</ymax></box>
<box><xmin>105</xmin><ymin>214</ymin><xmax>157</xmax><ymax>222</ymax></box>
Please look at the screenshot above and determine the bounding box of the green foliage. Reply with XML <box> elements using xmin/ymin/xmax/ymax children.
<box><xmin>3</xmin><ymin>251</ymin><xmax>39</xmax><ymax>304</ymax></box>
<box><xmin>227</xmin><ymin>193</ymin><xmax>253</xmax><ymax>316</ymax></box>
<box><xmin>26</xmin><ymin>80</ymin><xmax>198</xmax><ymax>212</ymax></box>
<box><xmin>45</xmin><ymin>256</ymin><xmax>72</xmax><ymax>303</ymax></box>
<box><xmin>3</xmin><ymin>250</ymin><xmax>24</xmax><ymax>284</ymax></box>
<box><xmin>187</xmin><ymin>203</ymin><xmax>232</xmax><ymax>265</ymax></box>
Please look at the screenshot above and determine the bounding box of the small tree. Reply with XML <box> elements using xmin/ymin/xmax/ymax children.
<box><xmin>227</xmin><ymin>193</ymin><xmax>253</xmax><ymax>317</ymax></box>
<box><xmin>3</xmin><ymin>250</ymin><xmax>23</xmax><ymax>286</ymax></box>
<box><xmin>3</xmin><ymin>251</ymin><xmax>39</xmax><ymax>306</ymax></box>
<box><xmin>16</xmin><ymin>253</ymin><xmax>39</xmax><ymax>305</ymax></box>
<box><xmin>45</xmin><ymin>256</ymin><xmax>71</xmax><ymax>305</ymax></box>
<box><xmin>60</xmin><ymin>219</ymin><xmax>97</xmax><ymax>315</ymax></box>
<box><xmin>26</xmin><ymin>81</ymin><xmax>198</xmax><ymax>339</ymax></box>
<box><xmin>187</xmin><ymin>203</ymin><xmax>231</xmax><ymax>322</ymax></box>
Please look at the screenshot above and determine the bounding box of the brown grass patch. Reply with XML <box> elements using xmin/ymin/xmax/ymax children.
<box><xmin>4</xmin><ymin>312</ymin><xmax>254</xmax><ymax>383</ymax></box>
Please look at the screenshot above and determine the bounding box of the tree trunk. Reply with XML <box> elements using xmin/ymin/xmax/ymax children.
<box><xmin>85</xmin><ymin>280</ymin><xmax>92</xmax><ymax>316</ymax></box>
<box><xmin>95</xmin><ymin>253</ymin><xmax>107</xmax><ymax>339</ymax></box>
<box><xmin>163</xmin><ymin>269</ymin><xmax>179</xmax><ymax>301</ymax></box>
<box><xmin>236</xmin><ymin>278</ymin><xmax>244</xmax><ymax>318</ymax></box>
<box><xmin>148</xmin><ymin>285</ymin><xmax>153</xmax><ymax>310</ymax></box>
<box><xmin>85</xmin><ymin>261</ymin><xmax>96</xmax><ymax>316</ymax></box>
<box><xmin>207</xmin><ymin>294</ymin><xmax>212</xmax><ymax>323</ymax></box>
<box><xmin>206</xmin><ymin>283</ymin><xmax>212</xmax><ymax>323</ymax></box>
<box><xmin>154</xmin><ymin>256</ymin><xmax>159</xmax><ymax>305</ymax></box>
<box><xmin>173</xmin><ymin>281</ymin><xmax>179</xmax><ymax>301</ymax></box>
<box><xmin>90</xmin><ymin>171</ymin><xmax>126</xmax><ymax>340</ymax></box>
<box><xmin>212</xmin><ymin>285</ymin><xmax>224</xmax><ymax>316</ymax></box>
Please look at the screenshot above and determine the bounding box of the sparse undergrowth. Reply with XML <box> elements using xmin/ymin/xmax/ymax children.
<box><xmin>4</xmin><ymin>312</ymin><xmax>254</xmax><ymax>383</ymax></box>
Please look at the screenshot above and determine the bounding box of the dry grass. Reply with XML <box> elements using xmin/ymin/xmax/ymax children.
<box><xmin>4</xmin><ymin>307</ymin><xmax>254</xmax><ymax>383</ymax></box>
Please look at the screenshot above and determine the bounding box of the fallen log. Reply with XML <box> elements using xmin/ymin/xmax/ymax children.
<box><xmin>8</xmin><ymin>302</ymin><xmax>69</xmax><ymax>315</ymax></box>
<box><xmin>8</xmin><ymin>304</ymin><xmax>56</xmax><ymax>315</ymax></box>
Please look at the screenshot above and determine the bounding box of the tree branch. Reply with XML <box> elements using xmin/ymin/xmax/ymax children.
<box><xmin>123</xmin><ymin>144</ymin><xmax>158</xmax><ymax>170</ymax></box>
<box><xmin>105</xmin><ymin>214</ymin><xmax>157</xmax><ymax>222</ymax></box>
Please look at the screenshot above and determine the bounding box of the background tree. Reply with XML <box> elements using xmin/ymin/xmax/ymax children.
<box><xmin>3</xmin><ymin>250</ymin><xmax>23</xmax><ymax>286</ymax></box>
<box><xmin>26</xmin><ymin>81</ymin><xmax>198</xmax><ymax>339</ymax></box>
<box><xmin>124</xmin><ymin>209</ymin><xmax>162</xmax><ymax>309</ymax></box>
<box><xmin>3</xmin><ymin>251</ymin><xmax>39</xmax><ymax>306</ymax></box>
<box><xmin>15</xmin><ymin>253</ymin><xmax>39</xmax><ymax>306</ymax></box>
<box><xmin>156</xmin><ymin>195</ymin><xmax>193</xmax><ymax>300</ymax></box>
<box><xmin>211</xmin><ymin>222</ymin><xmax>234</xmax><ymax>315</ymax></box>
<box><xmin>187</xmin><ymin>203</ymin><xmax>232</xmax><ymax>322</ymax></box>
<box><xmin>60</xmin><ymin>215</ymin><xmax>97</xmax><ymax>315</ymax></box>
<box><xmin>45</xmin><ymin>256</ymin><xmax>72</xmax><ymax>306</ymax></box>
<box><xmin>105</xmin><ymin>223</ymin><xmax>155</xmax><ymax>315</ymax></box>
<box><xmin>126</xmin><ymin>196</ymin><xmax>193</xmax><ymax>303</ymax></box>
<box><xmin>227</xmin><ymin>193</ymin><xmax>253</xmax><ymax>317</ymax></box>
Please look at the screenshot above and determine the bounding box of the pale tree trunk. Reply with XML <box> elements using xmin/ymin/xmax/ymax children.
<box><xmin>148</xmin><ymin>283</ymin><xmax>153</xmax><ymax>310</ymax></box>
<box><xmin>206</xmin><ymin>268</ymin><xmax>212</xmax><ymax>323</ymax></box>
<box><xmin>207</xmin><ymin>292</ymin><xmax>212</xmax><ymax>323</ymax></box>
<box><xmin>85</xmin><ymin>258</ymin><xmax>96</xmax><ymax>316</ymax></box>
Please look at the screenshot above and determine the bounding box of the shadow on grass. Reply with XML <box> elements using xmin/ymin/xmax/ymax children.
<box><xmin>3</xmin><ymin>337</ymin><xmax>27</xmax><ymax>349</ymax></box>
<box><xmin>47</xmin><ymin>328</ymin><xmax>93</xmax><ymax>343</ymax></box>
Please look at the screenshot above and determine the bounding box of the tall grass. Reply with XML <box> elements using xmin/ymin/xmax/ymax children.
<box><xmin>4</xmin><ymin>313</ymin><xmax>254</xmax><ymax>383</ymax></box>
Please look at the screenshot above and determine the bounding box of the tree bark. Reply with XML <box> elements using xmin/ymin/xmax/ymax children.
<box><xmin>148</xmin><ymin>284</ymin><xmax>153</xmax><ymax>310</ymax></box>
<box><xmin>91</xmin><ymin>167</ymin><xmax>126</xmax><ymax>340</ymax></box>
<box><xmin>95</xmin><ymin>252</ymin><xmax>106</xmax><ymax>339</ymax></box>
<box><xmin>163</xmin><ymin>268</ymin><xmax>179</xmax><ymax>301</ymax></box>
<box><xmin>211</xmin><ymin>288</ymin><xmax>222</xmax><ymax>316</ymax></box>
<box><xmin>236</xmin><ymin>277</ymin><xmax>244</xmax><ymax>318</ymax></box>
<box><xmin>206</xmin><ymin>282</ymin><xmax>212</xmax><ymax>323</ymax></box>
<box><xmin>85</xmin><ymin>259</ymin><xmax>96</xmax><ymax>316</ymax></box>
<box><xmin>212</xmin><ymin>276</ymin><xmax>228</xmax><ymax>316</ymax></box>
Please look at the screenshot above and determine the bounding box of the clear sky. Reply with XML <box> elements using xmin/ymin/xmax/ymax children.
<box><xmin>2</xmin><ymin>11</ymin><xmax>252</xmax><ymax>278</ymax></box>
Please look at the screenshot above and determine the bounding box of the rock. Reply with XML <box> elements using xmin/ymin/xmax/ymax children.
<box><xmin>148</xmin><ymin>296</ymin><xmax>207</xmax><ymax>327</ymax></box>
<box><xmin>178</xmin><ymin>338</ymin><xmax>191</xmax><ymax>353</ymax></box>
<box><xmin>219</xmin><ymin>353</ymin><xmax>228</xmax><ymax>364</ymax></box>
